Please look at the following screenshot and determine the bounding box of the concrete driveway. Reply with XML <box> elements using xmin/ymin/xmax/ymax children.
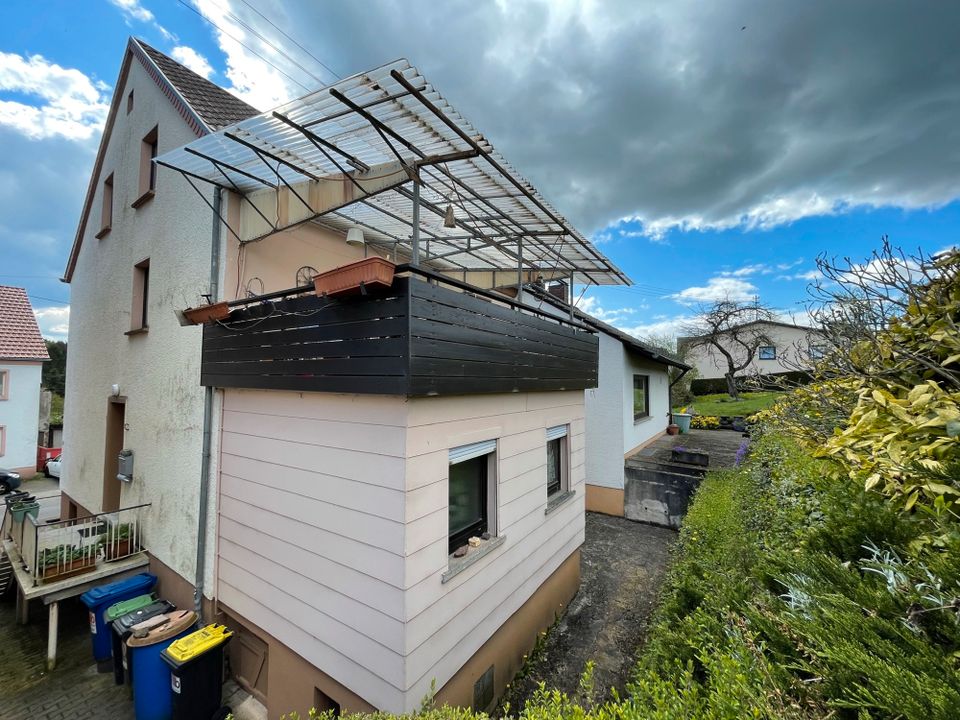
<box><xmin>498</xmin><ymin>512</ymin><xmax>677</xmax><ymax>712</ymax></box>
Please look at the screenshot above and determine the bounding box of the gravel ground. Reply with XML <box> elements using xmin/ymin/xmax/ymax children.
<box><xmin>498</xmin><ymin>512</ymin><xmax>677</xmax><ymax>713</ymax></box>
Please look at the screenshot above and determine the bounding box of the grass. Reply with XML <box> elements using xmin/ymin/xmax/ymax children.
<box><xmin>676</xmin><ymin>390</ymin><xmax>781</xmax><ymax>416</ymax></box>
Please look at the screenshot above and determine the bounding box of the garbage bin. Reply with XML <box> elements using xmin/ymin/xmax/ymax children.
<box><xmin>674</xmin><ymin>413</ymin><xmax>692</xmax><ymax>434</ymax></box>
<box><xmin>127</xmin><ymin>610</ymin><xmax>197</xmax><ymax>720</ymax></box>
<box><xmin>80</xmin><ymin>573</ymin><xmax>157</xmax><ymax>671</ymax></box>
<box><xmin>110</xmin><ymin>598</ymin><xmax>176</xmax><ymax>686</ymax></box>
<box><xmin>161</xmin><ymin>624</ymin><xmax>234</xmax><ymax>720</ymax></box>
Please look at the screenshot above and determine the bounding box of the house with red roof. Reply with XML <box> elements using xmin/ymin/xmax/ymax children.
<box><xmin>0</xmin><ymin>286</ymin><xmax>49</xmax><ymax>477</ymax></box>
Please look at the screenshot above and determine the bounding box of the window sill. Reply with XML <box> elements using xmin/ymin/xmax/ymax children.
<box><xmin>545</xmin><ymin>489</ymin><xmax>575</xmax><ymax>516</ymax></box>
<box><xmin>125</xmin><ymin>326</ymin><xmax>149</xmax><ymax>337</ymax></box>
<box><xmin>633</xmin><ymin>415</ymin><xmax>651</xmax><ymax>425</ymax></box>
<box><xmin>131</xmin><ymin>190</ymin><xmax>155</xmax><ymax>209</ymax></box>
<box><xmin>95</xmin><ymin>226</ymin><xmax>111</xmax><ymax>240</ymax></box>
<box><xmin>442</xmin><ymin>535</ymin><xmax>506</xmax><ymax>584</ymax></box>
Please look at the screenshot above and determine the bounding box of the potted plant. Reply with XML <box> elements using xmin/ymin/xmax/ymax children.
<box><xmin>39</xmin><ymin>544</ymin><xmax>97</xmax><ymax>582</ymax></box>
<box><xmin>102</xmin><ymin>522</ymin><xmax>138</xmax><ymax>561</ymax></box>
<box><xmin>10</xmin><ymin>499</ymin><xmax>40</xmax><ymax>522</ymax></box>
<box><xmin>666</xmin><ymin>423</ymin><xmax>680</xmax><ymax>436</ymax></box>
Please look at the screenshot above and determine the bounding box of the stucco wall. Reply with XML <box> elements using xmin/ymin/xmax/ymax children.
<box><xmin>63</xmin><ymin>56</ymin><xmax>216</xmax><ymax>591</ymax></box>
<box><xmin>214</xmin><ymin>388</ymin><xmax>585</xmax><ymax>712</ymax></box>
<box><xmin>680</xmin><ymin>323</ymin><xmax>823</xmax><ymax>380</ymax></box>
<box><xmin>623</xmin><ymin>353</ymin><xmax>670</xmax><ymax>455</ymax></box>
<box><xmin>0</xmin><ymin>362</ymin><xmax>42</xmax><ymax>470</ymax></box>
<box><xmin>584</xmin><ymin>332</ymin><xmax>625</xmax><ymax>489</ymax></box>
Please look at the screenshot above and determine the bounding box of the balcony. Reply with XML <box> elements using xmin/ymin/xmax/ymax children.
<box><xmin>200</xmin><ymin>266</ymin><xmax>599</xmax><ymax>396</ymax></box>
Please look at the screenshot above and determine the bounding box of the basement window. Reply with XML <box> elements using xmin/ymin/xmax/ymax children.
<box><xmin>133</xmin><ymin>126</ymin><xmax>158</xmax><ymax>208</ymax></box>
<box><xmin>758</xmin><ymin>345</ymin><xmax>777</xmax><ymax>360</ymax></box>
<box><xmin>448</xmin><ymin>440</ymin><xmax>497</xmax><ymax>555</ymax></box>
<box><xmin>96</xmin><ymin>173</ymin><xmax>113</xmax><ymax>238</ymax></box>
<box><xmin>128</xmin><ymin>258</ymin><xmax>150</xmax><ymax>334</ymax></box>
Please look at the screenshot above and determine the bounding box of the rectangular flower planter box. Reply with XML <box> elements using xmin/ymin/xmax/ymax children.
<box><xmin>182</xmin><ymin>302</ymin><xmax>230</xmax><ymax>325</ymax></box>
<box><xmin>313</xmin><ymin>257</ymin><xmax>396</xmax><ymax>298</ymax></box>
<box><xmin>104</xmin><ymin>539</ymin><xmax>139</xmax><ymax>562</ymax></box>
<box><xmin>671</xmin><ymin>448</ymin><xmax>709</xmax><ymax>467</ymax></box>
<box><xmin>40</xmin><ymin>556</ymin><xmax>97</xmax><ymax>583</ymax></box>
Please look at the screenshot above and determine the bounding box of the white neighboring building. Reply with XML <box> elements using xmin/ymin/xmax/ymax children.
<box><xmin>678</xmin><ymin>319</ymin><xmax>826</xmax><ymax>382</ymax></box>
<box><xmin>0</xmin><ymin>286</ymin><xmax>49</xmax><ymax>477</ymax></box>
<box><xmin>522</xmin><ymin>285</ymin><xmax>689</xmax><ymax>517</ymax></box>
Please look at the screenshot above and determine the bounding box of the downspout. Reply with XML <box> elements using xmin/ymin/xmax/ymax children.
<box><xmin>194</xmin><ymin>187</ymin><xmax>221</xmax><ymax>620</ymax></box>
<box><xmin>668</xmin><ymin>366</ymin><xmax>690</xmax><ymax>424</ymax></box>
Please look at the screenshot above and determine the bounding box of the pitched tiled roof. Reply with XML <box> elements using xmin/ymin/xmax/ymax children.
<box><xmin>0</xmin><ymin>286</ymin><xmax>50</xmax><ymax>361</ymax></box>
<box><xmin>136</xmin><ymin>40</ymin><xmax>259</xmax><ymax>131</ymax></box>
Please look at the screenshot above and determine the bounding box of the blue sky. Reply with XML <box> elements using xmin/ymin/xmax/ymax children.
<box><xmin>1</xmin><ymin>1</ymin><xmax>958</xmax><ymax>342</ymax></box>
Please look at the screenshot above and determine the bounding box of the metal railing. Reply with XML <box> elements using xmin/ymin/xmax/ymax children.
<box><xmin>2</xmin><ymin>500</ymin><xmax>150</xmax><ymax>586</ymax></box>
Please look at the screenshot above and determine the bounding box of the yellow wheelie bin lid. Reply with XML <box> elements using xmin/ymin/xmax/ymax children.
<box><xmin>162</xmin><ymin>623</ymin><xmax>233</xmax><ymax>665</ymax></box>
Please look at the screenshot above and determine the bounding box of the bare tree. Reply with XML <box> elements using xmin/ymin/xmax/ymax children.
<box><xmin>680</xmin><ymin>299</ymin><xmax>776</xmax><ymax>398</ymax></box>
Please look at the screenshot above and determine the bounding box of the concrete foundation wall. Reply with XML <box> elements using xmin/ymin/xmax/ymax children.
<box><xmin>623</xmin><ymin>464</ymin><xmax>701</xmax><ymax>529</ymax></box>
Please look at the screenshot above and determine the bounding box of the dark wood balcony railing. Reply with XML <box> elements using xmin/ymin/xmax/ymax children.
<box><xmin>200</xmin><ymin>267</ymin><xmax>599</xmax><ymax>396</ymax></box>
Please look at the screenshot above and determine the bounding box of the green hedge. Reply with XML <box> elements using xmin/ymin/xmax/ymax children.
<box><xmin>691</xmin><ymin>370</ymin><xmax>812</xmax><ymax>396</ymax></box>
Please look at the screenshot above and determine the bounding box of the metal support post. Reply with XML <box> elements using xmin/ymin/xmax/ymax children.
<box><xmin>411</xmin><ymin>173</ymin><xmax>421</xmax><ymax>266</ymax></box>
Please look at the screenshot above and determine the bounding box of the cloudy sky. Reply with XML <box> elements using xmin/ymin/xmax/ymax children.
<box><xmin>2</xmin><ymin>0</ymin><xmax>958</xmax><ymax>342</ymax></box>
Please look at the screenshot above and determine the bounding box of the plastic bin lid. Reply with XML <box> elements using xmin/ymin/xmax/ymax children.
<box><xmin>111</xmin><ymin>600</ymin><xmax>175</xmax><ymax>634</ymax></box>
<box><xmin>104</xmin><ymin>593</ymin><xmax>156</xmax><ymax>622</ymax></box>
<box><xmin>126</xmin><ymin>610</ymin><xmax>197</xmax><ymax>648</ymax></box>
<box><xmin>80</xmin><ymin>573</ymin><xmax>157</xmax><ymax>608</ymax></box>
<box><xmin>162</xmin><ymin>624</ymin><xmax>233</xmax><ymax>665</ymax></box>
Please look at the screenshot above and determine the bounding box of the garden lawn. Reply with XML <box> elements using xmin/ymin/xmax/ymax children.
<box><xmin>678</xmin><ymin>390</ymin><xmax>781</xmax><ymax>416</ymax></box>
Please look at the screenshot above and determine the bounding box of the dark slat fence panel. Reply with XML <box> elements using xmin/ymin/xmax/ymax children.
<box><xmin>200</xmin><ymin>275</ymin><xmax>599</xmax><ymax>395</ymax></box>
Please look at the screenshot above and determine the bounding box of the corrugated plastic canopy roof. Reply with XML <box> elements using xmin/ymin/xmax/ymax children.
<box><xmin>155</xmin><ymin>59</ymin><xmax>629</xmax><ymax>286</ymax></box>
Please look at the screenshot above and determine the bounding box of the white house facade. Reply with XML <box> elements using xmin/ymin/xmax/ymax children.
<box><xmin>0</xmin><ymin>286</ymin><xmax>49</xmax><ymax>477</ymax></box>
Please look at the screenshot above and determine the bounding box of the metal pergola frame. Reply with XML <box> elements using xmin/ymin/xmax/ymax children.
<box><xmin>154</xmin><ymin>59</ymin><xmax>630</xmax><ymax>287</ymax></box>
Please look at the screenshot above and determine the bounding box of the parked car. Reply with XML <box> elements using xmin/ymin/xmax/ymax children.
<box><xmin>0</xmin><ymin>468</ymin><xmax>22</xmax><ymax>494</ymax></box>
<box><xmin>44</xmin><ymin>454</ymin><xmax>62</xmax><ymax>479</ymax></box>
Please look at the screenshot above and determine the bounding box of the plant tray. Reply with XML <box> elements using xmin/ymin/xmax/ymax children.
<box><xmin>40</xmin><ymin>556</ymin><xmax>97</xmax><ymax>583</ymax></box>
<box><xmin>313</xmin><ymin>257</ymin><xmax>395</xmax><ymax>298</ymax></box>
<box><xmin>104</xmin><ymin>539</ymin><xmax>139</xmax><ymax>561</ymax></box>
<box><xmin>182</xmin><ymin>302</ymin><xmax>230</xmax><ymax>325</ymax></box>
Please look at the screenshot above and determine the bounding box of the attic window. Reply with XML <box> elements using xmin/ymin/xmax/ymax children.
<box><xmin>127</xmin><ymin>89</ymin><xmax>134</xmax><ymax>114</ymax></box>
<box><xmin>96</xmin><ymin>173</ymin><xmax>113</xmax><ymax>239</ymax></box>
<box><xmin>133</xmin><ymin>126</ymin><xmax>158</xmax><ymax>208</ymax></box>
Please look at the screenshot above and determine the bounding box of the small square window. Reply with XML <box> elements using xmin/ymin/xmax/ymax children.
<box><xmin>448</xmin><ymin>440</ymin><xmax>496</xmax><ymax>554</ymax></box>
<box><xmin>546</xmin><ymin>425</ymin><xmax>568</xmax><ymax>499</ymax></box>
<box><xmin>758</xmin><ymin>345</ymin><xmax>776</xmax><ymax>360</ymax></box>
<box><xmin>633</xmin><ymin>374</ymin><xmax>649</xmax><ymax>422</ymax></box>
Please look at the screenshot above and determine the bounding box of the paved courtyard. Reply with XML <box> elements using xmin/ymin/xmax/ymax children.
<box><xmin>498</xmin><ymin>512</ymin><xmax>677</xmax><ymax>712</ymax></box>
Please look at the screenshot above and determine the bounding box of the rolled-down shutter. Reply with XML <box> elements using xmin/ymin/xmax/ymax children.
<box><xmin>449</xmin><ymin>439</ymin><xmax>497</xmax><ymax>465</ymax></box>
<box><xmin>546</xmin><ymin>425</ymin><xmax>568</xmax><ymax>441</ymax></box>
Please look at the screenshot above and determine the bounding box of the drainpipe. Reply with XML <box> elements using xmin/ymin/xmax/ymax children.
<box><xmin>668</xmin><ymin>367</ymin><xmax>690</xmax><ymax>424</ymax></box>
<box><xmin>194</xmin><ymin>187</ymin><xmax>221</xmax><ymax>620</ymax></box>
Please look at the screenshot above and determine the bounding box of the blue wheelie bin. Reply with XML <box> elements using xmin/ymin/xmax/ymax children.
<box><xmin>80</xmin><ymin>573</ymin><xmax>157</xmax><ymax>671</ymax></box>
<box><xmin>127</xmin><ymin>610</ymin><xmax>198</xmax><ymax>720</ymax></box>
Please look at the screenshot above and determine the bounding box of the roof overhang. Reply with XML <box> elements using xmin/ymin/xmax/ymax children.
<box><xmin>155</xmin><ymin>59</ymin><xmax>629</xmax><ymax>286</ymax></box>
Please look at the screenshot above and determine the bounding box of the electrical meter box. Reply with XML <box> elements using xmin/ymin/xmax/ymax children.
<box><xmin>118</xmin><ymin>449</ymin><xmax>134</xmax><ymax>482</ymax></box>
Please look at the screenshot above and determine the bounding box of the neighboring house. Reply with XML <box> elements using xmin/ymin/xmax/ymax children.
<box><xmin>522</xmin><ymin>284</ymin><xmax>690</xmax><ymax>517</ymax></box>
<box><xmin>0</xmin><ymin>287</ymin><xmax>50</xmax><ymax>477</ymax></box>
<box><xmin>677</xmin><ymin>319</ymin><xmax>827</xmax><ymax>382</ymax></box>
<box><xmin>64</xmin><ymin>43</ymin><xmax>630</xmax><ymax>718</ymax></box>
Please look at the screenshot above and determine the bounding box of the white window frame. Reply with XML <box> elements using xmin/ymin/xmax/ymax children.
<box><xmin>546</xmin><ymin>425</ymin><xmax>569</xmax><ymax>500</ymax></box>
<box><xmin>448</xmin><ymin>440</ymin><xmax>498</xmax><ymax>555</ymax></box>
<box><xmin>758</xmin><ymin>345</ymin><xmax>777</xmax><ymax>360</ymax></box>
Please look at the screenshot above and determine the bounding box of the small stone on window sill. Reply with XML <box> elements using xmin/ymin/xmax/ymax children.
<box><xmin>442</xmin><ymin>535</ymin><xmax>506</xmax><ymax>583</ymax></box>
<box><xmin>545</xmin><ymin>489</ymin><xmax>575</xmax><ymax>515</ymax></box>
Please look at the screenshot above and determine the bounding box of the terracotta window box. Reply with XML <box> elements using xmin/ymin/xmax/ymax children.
<box><xmin>40</xmin><ymin>556</ymin><xmax>97</xmax><ymax>583</ymax></box>
<box><xmin>182</xmin><ymin>302</ymin><xmax>231</xmax><ymax>325</ymax></box>
<box><xmin>313</xmin><ymin>257</ymin><xmax>396</xmax><ymax>298</ymax></box>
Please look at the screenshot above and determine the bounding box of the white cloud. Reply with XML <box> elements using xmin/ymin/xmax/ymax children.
<box><xmin>719</xmin><ymin>263</ymin><xmax>774</xmax><ymax>278</ymax></box>
<box><xmin>777</xmin><ymin>269</ymin><xmax>821</xmax><ymax>282</ymax></box>
<box><xmin>670</xmin><ymin>277</ymin><xmax>758</xmax><ymax>304</ymax></box>
<box><xmin>108</xmin><ymin>0</ymin><xmax>176</xmax><ymax>41</ymax></box>
<box><xmin>574</xmin><ymin>295</ymin><xmax>640</xmax><ymax>323</ymax></box>
<box><xmin>171</xmin><ymin>46</ymin><xmax>214</xmax><ymax>79</ymax></box>
<box><xmin>0</xmin><ymin>52</ymin><xmax>110</xmax><ymax>141</ymax></box>
<box><xmin>34</xmin><ymin>305</ymin><xmax>69</xmax><ymax>340</ymax></box>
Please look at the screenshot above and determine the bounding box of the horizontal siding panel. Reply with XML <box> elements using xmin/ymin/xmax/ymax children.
<box><xmin>498</xmin><ymin>465</ymin><xmax>544</xmax><ymax>505</ymax></box>
<box><xmin>218</xmin><ymin>579</ymin><xmax>404</xmax><ymax>710</ymax></box>
<box><xmin>221</xmin><ymin>473</ymin><xmax>404</xmax><ymax>552</ymax></box>
<box><xmin>219</xmin><ymin>495</ymin><xmax>404</xmax><ymax>587</ymax></box>
<box><xmin>220</xmin><ymin>540</ymin><xmax>405</xmax><ymax>653</ymax></box>
<box><xmin>220</xmin><ymin>453</ymin><xmax>404</xmax><ymax>522</ymax></box>
<box><xmin>223</xmin><ymin>409</ymin><xmax>406</xmax><ymax>458</ymax></box>
<box><xmin>219</xmin><ymin>516</ymin><xmax>403</xmax><ymax>620</ymax></box>
<box><xmin>223</xmin><ymin>389</ymin><xmax>408</xmax><ymax>426</ymax></box>
<box><xmin>496</xmin><ymin>428</ymin><xmax>544</xmax><ymax>461</ymax></box>
<box><xmin>221</xmin><ymin>431</ymin><xmax>406</xmax><ymax>490</ymax></box>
